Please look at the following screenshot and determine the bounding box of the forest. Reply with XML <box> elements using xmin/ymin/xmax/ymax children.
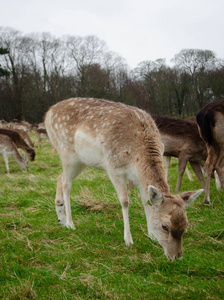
<box><xmin>1</xmin><ymin>26</ymin><xmax>224</xmax><ymax>123</ymax></box>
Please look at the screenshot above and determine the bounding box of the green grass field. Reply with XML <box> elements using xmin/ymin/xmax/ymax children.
<box><xmin>0</xmin><ymin>136</ymin><xmax>223</xmax><ymax>299</ymax></box>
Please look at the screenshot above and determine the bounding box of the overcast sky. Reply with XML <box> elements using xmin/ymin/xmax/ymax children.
<box><xmin>1</xmin><ymin>0</ymin><xmax>224</xmax><ymax>68</ymax></box>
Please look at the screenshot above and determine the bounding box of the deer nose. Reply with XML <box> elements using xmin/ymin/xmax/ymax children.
<box><xmin>175</xmin><ymin>252</ymin><xmax>183</xmax><ymax>260</ymax></box>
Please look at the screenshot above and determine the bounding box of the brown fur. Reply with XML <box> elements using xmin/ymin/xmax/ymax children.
<box><xmin>152</xmin><ymin>115</ymin><xmax>207</xmax><ymax>190</ymax></box>
<box><xmin>8</xmin><ymin>119</ymin><xmax>31</xmax><ymax>132</ymax></box>
<box><xmin>13</xmin><ymin>129</ymin><xmax>35</xmax><ymax>148</ymax></box>
<box><xmin>196</xmin><ymin>99</ymin><xmax>224</xmax><ymax>203</ymax></box>
<box><xmin>36</xmin><ymin>128</ymin><xmax>48</xmax><ymax>147</ymax></box>
<box><xmin>0</xmin><ymin>128</ymin><xmax>35</xmax><ymax>161</ymax></box>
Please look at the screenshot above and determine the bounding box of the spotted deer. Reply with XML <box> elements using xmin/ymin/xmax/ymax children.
<box><xmin>8</xmin><ymin>119</ymin><xmax>31</xmax><ymax>132</ymax></box>
<box><xmin>0</xmin><ymin>134</ymin><xmax>28</xmax><ymax>172</ymax></box>
<box><xmin>45</xmin><ymin>97</ymin><xmax>203</xmax><ymax>261</ymax></box>
<box><xmin>197</xmin><ymin>99</ymin><xmax>224</xmax><ymax>204</ymax></box>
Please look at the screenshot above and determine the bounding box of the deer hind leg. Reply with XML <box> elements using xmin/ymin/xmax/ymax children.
<box><xmin>55</xmin><ymin>160</ymin><xmax>85</xmax><ymax>229</ymax></box>
<box><xmin>214</xmin><ymin>171</ymin><xmax>221</xmax><ymax>190</ymax></box>
<box><xmin>214</xmin><ymin>153</ymin><xmax>224</xmax><ymax>190</ymax></box>
<box><xmin>189</xmin><ymin>161</ymin><xmax>205</xmax><ymax>188</ymax></box>
<box><xmin>204</xmin><ymin>147</ymin><xmax>219</xmax><ymax>204</ymax></box>
<box><xmin>108</xmin><ymin>172</ymin><xmax>133</xmax><ymax>246</ymax></box>
<box><xmin>55</xmin><ymin>173</ymin><xmax>66</xmax><ymax>226</ymax></box>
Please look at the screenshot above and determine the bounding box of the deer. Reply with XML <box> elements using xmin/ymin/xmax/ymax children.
<box><xmin>0</xmin><ymin>134</ymin><xmax>28</xmax><ymax>172</ymax></box>
<box><xmin>13</xmin><ymin>129</ymin><xmax>35</xmax><ymax>149</ymax></box>
<box><xmin>0</xmin><ymin>119</ymin><xmax>8</xmax><ymax>128</ymax></box>
<box><xmin>0</xmin><ymin>128</ymin><xmax>35</xmax><ymax>161</ymax></box>
<box><xmin>45</xmin><ymin>97</ymin><xmax>203</xmax><ymax>261</ymax></box>
<box><xmin>36</xmin><ymin>128</ymin><xmax>49</xmax><ymax>147</ymax></box>
<box><xmin>152</xmin><ymin>115</ymin><xmax>207</xmax><ymax>191</ymax></box>
<box><xmin>31</xmin><ymin>123</ymin><xmax>48</xmax><ymax>147</ymax></box>
<box><xmin>196</xmin><ymin>99</ymin><xmax>224</xmax><ymax>204</ymax></box>
<box><xmin>8</xmin><ymin>119</ymin><xmax>31</xmax><ymax>132</ymax></box>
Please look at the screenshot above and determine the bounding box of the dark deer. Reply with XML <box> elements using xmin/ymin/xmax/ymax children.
<box><xmin>152</xmin><ymin>115</ymin><xmax>207</xmax><ymax>191</ymax></box>
<box><xmin>196</xmin><ymin>99</ymin><xmax>224</xmax><ymax>204</ymax></box>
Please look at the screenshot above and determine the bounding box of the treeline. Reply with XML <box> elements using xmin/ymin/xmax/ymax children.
<box><xmin>0</xmin><ymin>27</ymin><xmax>224</xmax><ymax>123</ymax></box>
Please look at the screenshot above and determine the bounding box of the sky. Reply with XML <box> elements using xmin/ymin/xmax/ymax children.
<box><xmin>1</xmin><ymin>0</ymin><xmax>224</xmax><ymax>69</ymax></box>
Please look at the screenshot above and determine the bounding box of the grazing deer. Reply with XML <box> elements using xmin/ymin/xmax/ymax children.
<box><xmin>31</xmin><ymin>123</ymin><xmax>48</xmax><ymax>147</ymax></box>
<box><xmin>8</xmin><ymin>119</ymin><xmax>31</xmax><ymax>132</ymax></box>
<box><xmin>152</xmin><ymin>115</ymin><xmax>207</xmax><ymax>191</ymax></box>
<box><xmin>36</xmin><ymin>128</ymin><xmax>49</xmax><ymax>147</ymax></box>
<box><xmin>0</xmin><ymin>134</ymin><xmax>28</xmax><ymax>172</ymax></box>
<box><xmin>45</xmin><ymin>98</ymin><xmax>203</xmax><ymax>261</ymax></box>
<box><xmin>13</xmin><ymin>129</ymin><xmax>35</xmax><ymax>148</ymax></box>
<box><xmin>185</xmin><ymin>115</ymin><xmax>221</xmax><ymax>190</ymax></box>
<box><xmin>0</xmin><ymin>120</ymin><xmax>8</xmax><ymax>128</ymax></box>
<box><xmin>0</xmin><ymin>129</ymin><xmax>35</xmax><ymax>161</ymax></box>
<box><xmin>197</xmin><ymin>99</ymin><xmax>224</xmax><ymax>204</ymax></box>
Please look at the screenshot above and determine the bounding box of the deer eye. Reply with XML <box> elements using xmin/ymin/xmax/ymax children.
<box><xmin>162</xmin><ymin>224</ymin><xmax>169</xmax><ymax>232</ymax></box>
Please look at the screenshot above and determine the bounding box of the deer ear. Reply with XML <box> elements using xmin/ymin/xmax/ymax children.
<box><xmin>147</xmin><ymin>185</ymin><xmax>163</xmax><ymax>206</ymax></box>
<box><xmin>179</xmin><ymin>189</ymin><xmax>204</xmax><ymax>207</ymax></box>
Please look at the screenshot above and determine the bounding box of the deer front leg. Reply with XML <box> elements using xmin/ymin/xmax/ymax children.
<box><xmin>176</xmin><ymin>155</ymin><xmax>189</xmax><ymax>191</ymax></box>
<box><xmin>109</xmin><ymin>172</ymin><xmax>133</xmax><ymax>245</ymax></box>
<box><xmin>55</xmin><ymin>173</ymin><xmax>67</xmax><ymax>227</ymax></box>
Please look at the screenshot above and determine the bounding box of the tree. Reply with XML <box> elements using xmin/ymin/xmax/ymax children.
<box><xmin>0</xmin><ymin>47</ymin><xmax>10</xmax><ymax>77</ymax></box>
<box><xmin>173</xmin><ymin>49</ymin><xmax>217</xmax><ymax>109</ymax></box>
<box><xmin>208</xmin><ymin>63</ymin><xmax>224</xmax><ymax>100</ymax></box>
<box><xmin>0</xmin><ymin>27</ymin><xmax>34</xmax><ymax>120</ymax></box>
<box><xmin>133</xmin><ymin>59</ymin><xmax>175</xmax><ymax>115</ymax></box>
<box><xmin>66</xmin><ymin>35</ymin><xmax>127</xmax><ymax>98</ymax></box>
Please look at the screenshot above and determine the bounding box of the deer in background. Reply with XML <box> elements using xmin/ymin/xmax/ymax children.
<box><xmin>152</xmin><ymin>115</ymin><xmax>207</xmax><ymax>191</ymax></box>
<box><xmin>0</xmin><ymin>134</ymin><xmax>28</xmax><ymax>172</ymax></box>
<box><xmin>197</xmin><ymin>99</ymin><xmax>224</xmax><ymax>204</ymax></box>
<box><xmin>45</xmin><ymin>97</ymin><xmax>203</xmax><ymax>261</ymax></box>
<box><xmin>36</xmin><ymin>128</ymin><xmax>49</xmax><ymax>147</ymax></box>
<box><xmin>0</xmin><ymin>120</ymin><xmax>8</xmax><ymax>128</ymax></box>
<box><xmin>8</xmin><ymin>119</ymin><xmax>31</xmax><ymax>132</ymax></box>
<box><xmin>31</xmin><ymin>123</ymin><xmax>48</xmax><ymax>147</ymax></box>
<box><xmin>0</xmin><ymin>128</ymin><xmax>35</xmax><ymax>161</ymax></box>
<box><xmin>13</xmin><ymin>129</ymin><xmax>35</xmax><ymax>149</ymax></box>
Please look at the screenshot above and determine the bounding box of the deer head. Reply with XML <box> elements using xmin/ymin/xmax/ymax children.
<box><xmin>146</xmin><ymin>186</ymin><xmax>203</xmax><ymax>260</ymax></box>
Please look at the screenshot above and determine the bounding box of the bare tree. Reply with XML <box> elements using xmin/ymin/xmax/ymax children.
<box><xmin>173</xmin><ymin>49</ymin><xmax>217</xmax><ymax>109</ymax></box>
<box><xmin>0</xmin><ymin>27</ymin><xmax>34</xmax><ymax>120</ymax></box>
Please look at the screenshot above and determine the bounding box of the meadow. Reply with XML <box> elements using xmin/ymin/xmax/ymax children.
<box><xmin>0</xmin><ymin>136</ymin><xmax>223</xmax><ymax>299</ymax></box>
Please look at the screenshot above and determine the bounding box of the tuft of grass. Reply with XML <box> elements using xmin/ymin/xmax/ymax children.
<box><xmin>0</xmin><ymin>139</ymin><xmax>223</xmax><ymax>299</ymax></box>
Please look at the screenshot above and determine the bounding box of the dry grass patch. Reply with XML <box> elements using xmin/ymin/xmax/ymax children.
<box><xmin>77</xmin><ymin>186</ymin><xmax>117</xmax><ymax>211</ymax></box>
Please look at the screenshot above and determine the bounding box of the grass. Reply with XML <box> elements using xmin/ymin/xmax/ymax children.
<box><xmin>0</xmin><ymin>136</ymin><xmax>223</xmax><ymax>299</ymax></box>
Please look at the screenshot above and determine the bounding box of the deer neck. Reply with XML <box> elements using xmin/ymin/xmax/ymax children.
<box><xmin>137</xmin><ymin>154</ymin><xmax>171</xmax><ymax>202</ymax></box>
